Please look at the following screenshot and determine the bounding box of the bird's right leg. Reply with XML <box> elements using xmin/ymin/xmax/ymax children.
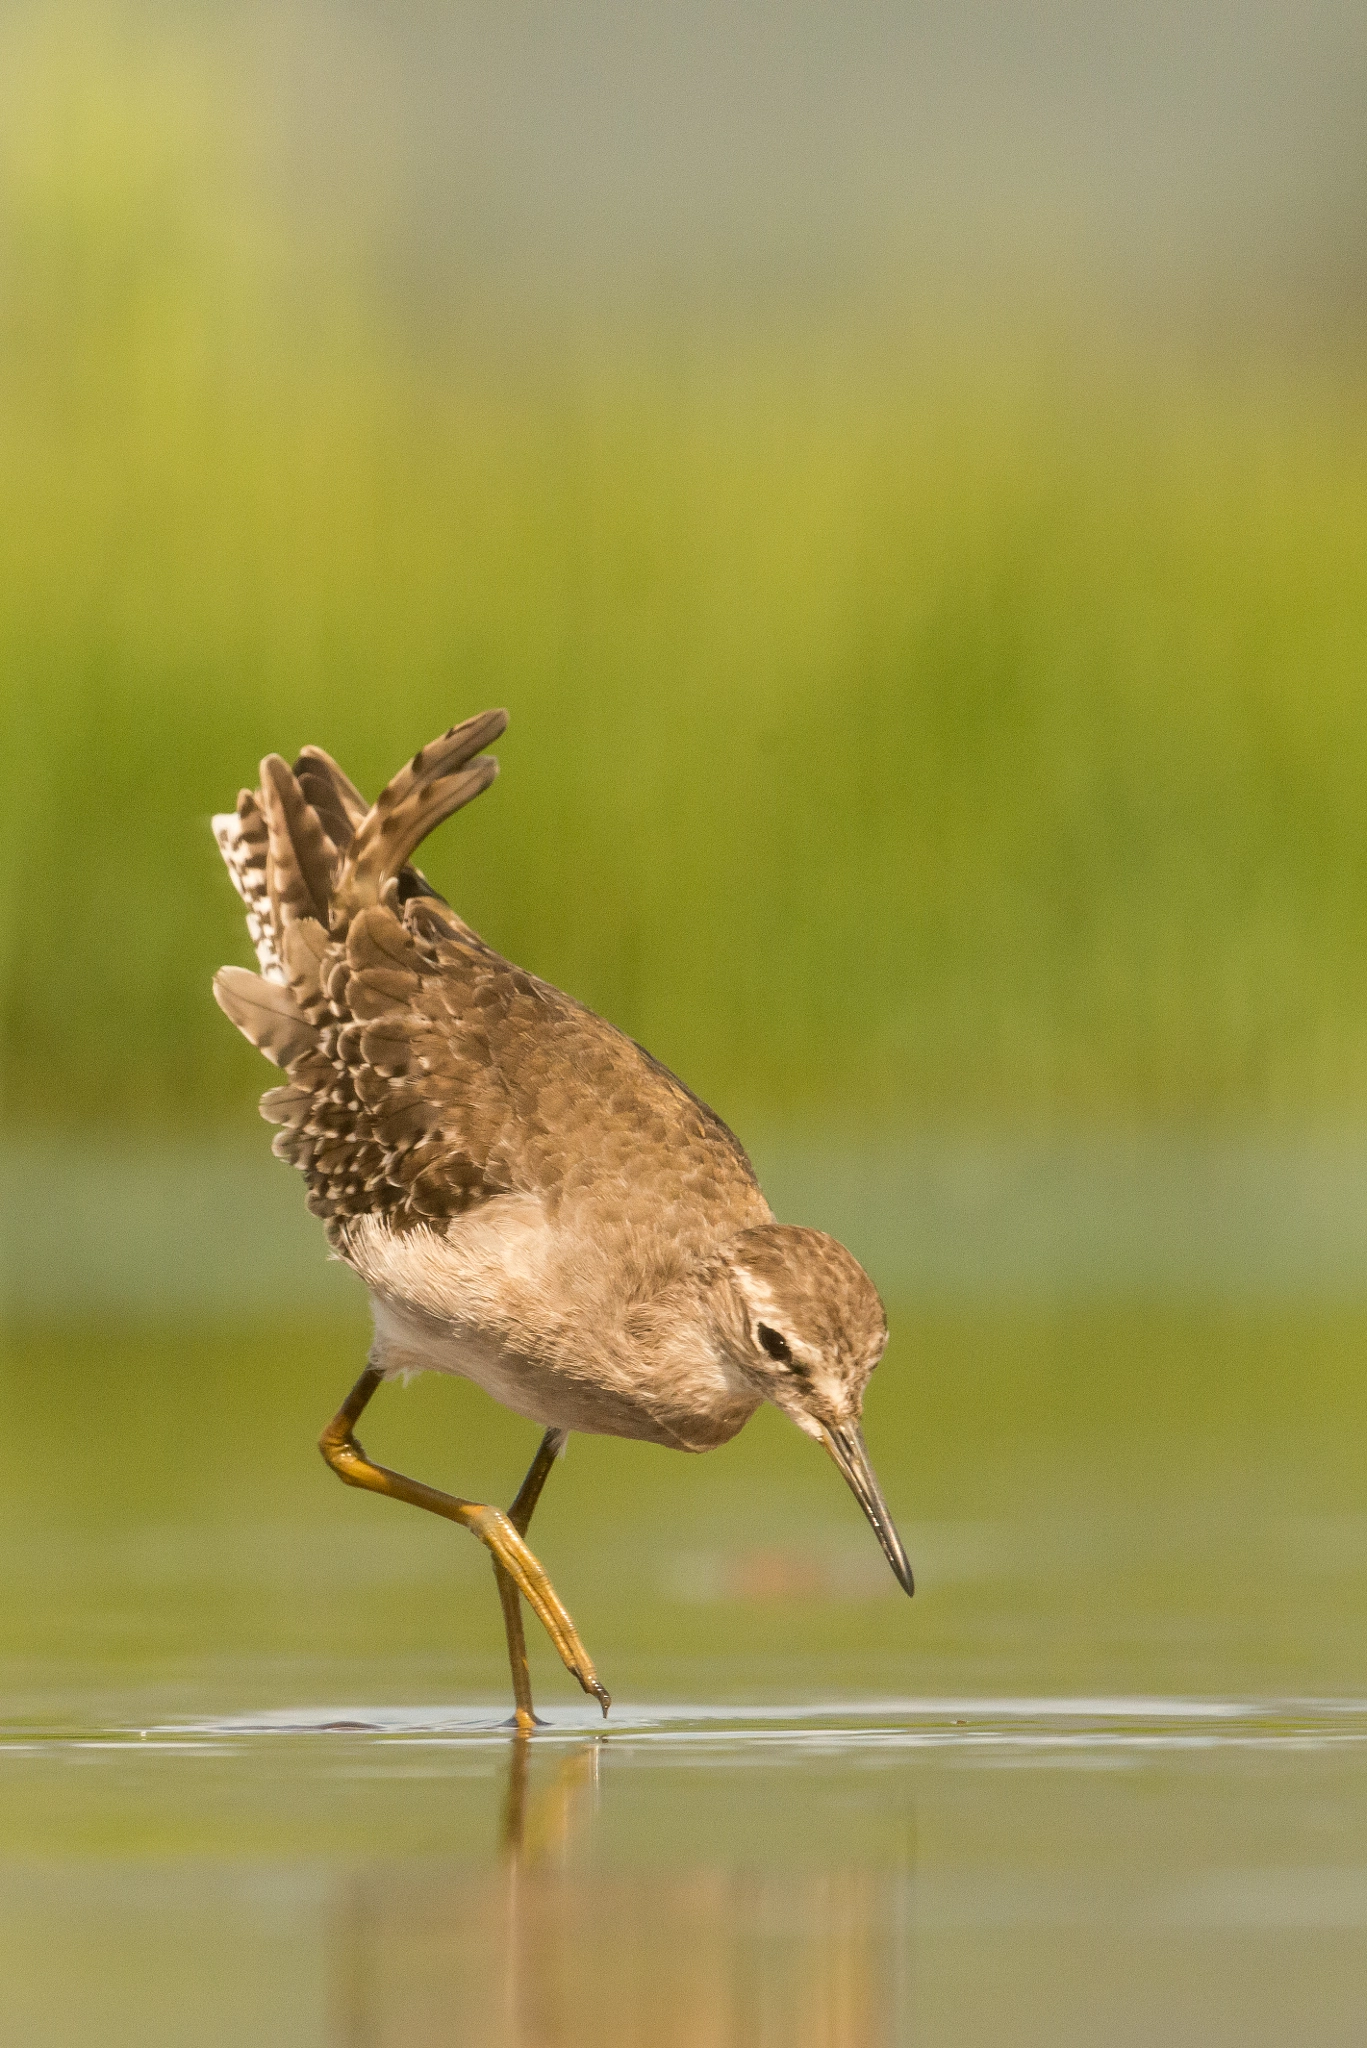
<box><xmin>493</xmin><ymin>1427</ymin><xmax>569</xmax><ymax>1730</ymax></box>
<box><xmin>318</xmin><ymin>1366</ymin><xmax>608</xmax><ymax>1715</ymax></box>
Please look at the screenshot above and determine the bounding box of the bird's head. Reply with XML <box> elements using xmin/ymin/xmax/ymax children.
<box><xmin>713</xmin><ymin>1222</ymin><xmax>913</xmax><ymax>1596</ymax></box>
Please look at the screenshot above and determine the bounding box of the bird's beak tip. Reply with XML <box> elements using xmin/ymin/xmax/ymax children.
<box><xmin>821</xmin><ymin>1422</ymin><xmax>914</xmax><ymax>1601</ymax></box>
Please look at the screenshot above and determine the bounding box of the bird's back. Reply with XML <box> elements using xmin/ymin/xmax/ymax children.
<box><xmin>212</xmin><ymin>715</ymin><xmax>769</xmax><ymax>1291</ymax></box>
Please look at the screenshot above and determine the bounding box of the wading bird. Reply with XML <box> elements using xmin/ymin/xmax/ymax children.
<box><xmin>213</xmin><ymin>712</ymin><xmax>912</xmax><ymax>1726</ymax></box>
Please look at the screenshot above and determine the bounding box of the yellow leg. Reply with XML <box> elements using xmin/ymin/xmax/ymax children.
<box><xmin>319</xmin><ymin>1368</ymin><xmax>608</xmax><ymax>1716</ymax></box>
<box><xmin>494</xmin><ymin>1427</ymin><xmax>569</xmax><ymax>1730</ymax></box>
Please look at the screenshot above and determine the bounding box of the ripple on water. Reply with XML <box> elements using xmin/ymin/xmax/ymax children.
<box><xmin>0</xmin><ymin>1696</ymin><xmax>1362</xmax><ymax>1757</ymax></box>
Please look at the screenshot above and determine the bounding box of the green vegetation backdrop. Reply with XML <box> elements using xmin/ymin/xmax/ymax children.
<box><xmin>3</xmin><ymin>11</ymin><xmax>1367</xmax><ymax>1139</ymax></box>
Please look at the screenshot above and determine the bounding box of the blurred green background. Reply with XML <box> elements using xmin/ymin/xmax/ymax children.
<box><xmin>3</xmin><ymin>3</ymin><xmax>1367</xmax><ymax>1140</ymax></box>
<box><xmin>2</xmin><ymin>0</ymin><xmax>1367</xmax><ymax>1705</ymax></box>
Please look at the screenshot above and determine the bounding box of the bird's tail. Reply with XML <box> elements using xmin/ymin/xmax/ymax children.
<box><xmin>211</xmin><ymin>710</ymin><xmax>506</xmax><ymax>1063</ymax></box>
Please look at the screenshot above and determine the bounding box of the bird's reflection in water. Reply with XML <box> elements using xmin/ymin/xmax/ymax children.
<box><xmin>331</xmin><ymin>1734</ymin><xmax>909</xmax><ymax>2048</ymax></box>
<box><xmin>501</xmin><ymin>1728</ymin><xmax>600</xmax><ymax>1868</ymax></box>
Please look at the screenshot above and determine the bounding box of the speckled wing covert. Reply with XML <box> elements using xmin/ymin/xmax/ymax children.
<box><xmin>211</xmin><ymin>712</ymin><xmax>762</xmax><ymax>1264</ymax></box>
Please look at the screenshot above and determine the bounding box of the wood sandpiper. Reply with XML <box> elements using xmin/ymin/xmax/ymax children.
<box><xmin>213</xmin><ymin>711</ymin><xmax>912</xmax><ymax>1726</ymax></box>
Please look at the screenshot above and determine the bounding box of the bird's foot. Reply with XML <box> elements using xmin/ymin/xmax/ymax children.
<box><xmin>469</xmin><ymin>1504</ymin><xmax>610</xmax><ymax>1715</ymax></box>
<box><xmin>503</xmin><ymin>1707</ymin><xmax>549</xmax><ymax>1732</ymax></box>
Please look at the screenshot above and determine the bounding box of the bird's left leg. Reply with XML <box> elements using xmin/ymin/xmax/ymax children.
<box><xmin>319</xmin><ymin>1367</ymin><xmax>607</xmax><ymax>1713</ymax></box>
<box><xmin>493</xmin><ymin>1427</ymin><xmax>568</xmax><ymax>1730</ymax></box>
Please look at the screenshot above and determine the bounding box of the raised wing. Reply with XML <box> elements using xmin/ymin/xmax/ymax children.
<box><xmin>212</xmin><ymin>715</ymin><xmax>763</xmax><ymax>1258</ymax></box>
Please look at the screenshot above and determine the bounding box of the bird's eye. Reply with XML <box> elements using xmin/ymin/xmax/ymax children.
<box><xmin>756</xmin><ymin>1324</ymin><xmax>792</xmax><ymax>1364</ymax></box>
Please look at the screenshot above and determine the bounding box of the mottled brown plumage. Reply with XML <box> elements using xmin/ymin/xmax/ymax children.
<box><xmin>213</xmin><ymin>711</ymin><xmax>910</xmax><ymax>1723</ymax></box>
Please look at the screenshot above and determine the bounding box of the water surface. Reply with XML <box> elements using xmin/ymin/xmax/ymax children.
<box><xmin>2</xmin><ymin>1304</ymin><xmax>1365</xmax><ymax>2043</ymax></box>
<box><xmin>5</xmin><ymin>1699</ymin><xmax>1367</xmax><ymax>2046</ymax></box>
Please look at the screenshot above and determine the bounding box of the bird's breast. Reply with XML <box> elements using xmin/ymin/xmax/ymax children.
<box><xmin>344</xmin><ymin>1204</ymin><xmax>758</xmax><ymax>1452</ymax></box>
<box><xmin>368</xmin><ymin>1291</ymin><xmax>754</xmax><ymax>1449</ymax></box>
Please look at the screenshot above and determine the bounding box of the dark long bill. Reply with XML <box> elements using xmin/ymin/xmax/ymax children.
<box><xmin>822</xmin><ymin>1424</ymin><xmax>914</xmax><ymax>1596</ymax></box>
